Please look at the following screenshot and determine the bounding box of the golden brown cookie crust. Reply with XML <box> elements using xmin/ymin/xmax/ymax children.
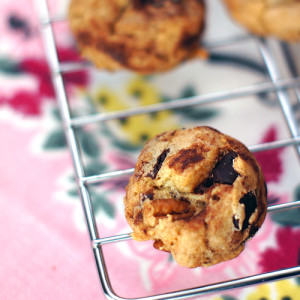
<box><xmin>68</xmin><ymin>0</ymin><xmax>206</xmax><ymax>73</ymax></box>
<box><xmin>223</xmin><ymin>0</ymin><xmax>300</xmax><ymax>42</ymax></box>
<box><xmin>124</xmin><ymin>126</ymin><xmax>267</xmax><ymax>268</ymax></box>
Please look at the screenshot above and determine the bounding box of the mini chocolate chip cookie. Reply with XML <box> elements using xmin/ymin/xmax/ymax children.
<box><xmin>222</xmin><ymin>0</ymin><xmax>300</xmax><ymax>42</ymax></box>
<box><xmin>124</xmin><ymin>126</ymin><xmax>267</xmax><ymax>268</ymax></box>
<box><xmin>68</xmin><ymin>0</ymin><xmax>206</xmax><ymax>74</ymax></box>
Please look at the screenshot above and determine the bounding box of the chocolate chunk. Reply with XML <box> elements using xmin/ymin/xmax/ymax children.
<box><xmin>179</xmin><ymin>197</ymin><xmax>190</xmax><ymax>203</ymax></box>
<box><xmin>134</xmin><ymin>211</ymin><xmax>143</xmax><ymax>224</ymax></box>
<box><xmin>233</xmin><ymin>216</ymin><xmax>240</xmax><ymax>230</ymax></box>
<box><xmin>194</xmin><ymin>184</ymin><xmax>205</xmax><ymax>194</ymax></box>
<box><xmin>194</xmin><ymin>177</ymin><xmax>213</xmax><ymax>194</ymax></box>
<box><xmin>133</xmin><ymin>0</ymin><xmax>164</xmax><ymax>8</ymax></box>
<box><xmin>146</xmin><ymin>148</ymin><xmax>170</xmax><ymax>179</ymax></box>
<box><xmin>249</xmin><ymin>225</ymin><xmax>259</xmax><ymax>238</ymax></box>
<box><xmin>181</xmin><ymin>32</ymin><xmax>200</xmax><ymax>49</ymax></box>
<box><xmin>204</xmin><ymin>177</ymin><xmax>214</xmax><ymax>188</ymax></box>
<box><xmin>264</xmin><ymin>181</ymin><xmax>268</xmax><ymax>197</ymax></box>
<box><xmin>134</xmin><ymin>0</ymin><xmax>181</xmax><ymax>8</ymax></box>
<box><xmin>78</xmin><ymin>31</ymin><xmax>92</xmax><ymax>45</ymax></box>
<box><xmin>97</xmin><ymin>42</ymin><xmax>128</xmax><ymax>65</ymax></box>
<box><xmin>212</xmin><ymin>195</ymin><xmax>220</xmax><ymax>201</ymax></box>
<box><xmin>194</xmin><ymin>151</ymin><xmax>239</xmax><ymax>193</ymax></box>
<box><xmin>239</xmin><ymin>192</ymin><xmax>257</xmax><ymax>231</ymax></box>
<box><xmin>141</xmin><ymin>192</ymin><xmax>154</xmax><ymax>201</ymax></box>
<box><xmin>212</xmin><ymin>151</ymin><xmax>239</xmax><ymax>185</ymax></box>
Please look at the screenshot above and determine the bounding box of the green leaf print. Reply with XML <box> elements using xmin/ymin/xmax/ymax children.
<box><xmin>112</xmin><ymin>138</ymin><xmax>142</xmax><ymax>152</ymax></box>
<box><xmin>51</xmin><ymin>107</ymin><xmax>62</xmax><ymax>121</ymax></box>
<box><xmin>80</xmin><ymin>133</ymin><xmax>100</xmax><ymax>158</ymax></box>
<box><xmin>84</xmin><ymin>161</ymin><xmax>107</xmax><ymax>177</ymax></box>
<box><xmin>67</xmin><ymin>188</ymin><xmax>79</xmax><ymax>197</ymax></box>
<box><xmin>294</xmin><ymin>184</ymin><xmax>300</xmax><ymax>202</ymax></box>
<box><xmin>161</xmin><ymin>85</ymin><xmax>219</xmax><ymax>121</ymax></box>
<box><xmin>271</xmin><ymin>184</ymin><xmax>300</xmax><ymax>226</ymax></box>
<box><xmin>221</xmin><ymin>296</ymin><xmax>238</xmax><ymax>300</ymax></box>
<box><xmin>271</xmin><ymin>204</ymin><xmax>300</xmax><ymax>226</ymax></box>
<box><xmin>0</xmin><ymin>57</ymin><xmax>21</xmax><ymax>74</ymax></box>
<box><xmin>177</xmin><ymin>106</ymin><xmax>219</xmax><ymax>120</ymax></box>
<box><xmin>92</xmin><ymin>193</ymin><xmax>115</xmax><ymax>218</ymax></box>
<box><xmin>180</xmin><ymin>85</ymin><xmax>197</xmax><ymax>98</ymax></box>
<box><xmin>43</xmin><ymin>129</ymin><xmax>67</xmax><ymax>149</ymax></box>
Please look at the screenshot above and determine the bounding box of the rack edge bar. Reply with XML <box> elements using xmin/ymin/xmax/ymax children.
<box><xmin>70</xmin><ymin>77</ymin><xmax>300</xmax><ymax>127</ymax></box>
<box><xmin>94</xmin><ymin>244</ymin><xmax>300</xmax><ymax>300</ymax></box>
<box><xmin>79</xmin><ymin>136</ymin><xmax>300</xmax><ymax>185</ymax></box>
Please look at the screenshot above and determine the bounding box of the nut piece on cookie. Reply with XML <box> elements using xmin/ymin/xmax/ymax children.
<box><xmin>222</xmin><ymin>0</ymin><xmax>300</xmax><ymax>42</ymax></box>
<box><xmin>124</xmin><ymin>126</ymin><xmax>267</xmax><ymax>268</ymax></box>
<box><xmin>68</xmin><ymin>0</ymin><xmax>206</xmax><ymax>73</ymax></box>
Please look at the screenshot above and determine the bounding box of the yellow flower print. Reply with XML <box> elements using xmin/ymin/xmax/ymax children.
<box><xmin>212</xmin><ymin>296</ymin><xmax>224</xmax><ymax>300</ymax></box>
<box><xmin>127</xmin><ymin>77</ymin><xmax>161</xmax><ymax>106</ymax></box>
<box><xmin>245</xmin><ymin>283</ymin><xmax>271</xmax><ymax>300</ymax></box>
<box><xmin>120</xmin><ymin>113</ymin><xmax>177</xmax><ymax>145</ymax></box>
<box><xmin>92</xmin><ymin>77</ymin><xmax>178</xmax><ymax>146</ymax></box>
<box><xmin>94</xmin><ymin>87</ymin><xmax>127</xmax><ymax>112</ymax></box>
<box><xmin>212</xmin><ymin>296</ymin><xmax>229</xmax><ymax>300</ymax></box>
<box><xmin>243</xmin><ymin>279</ymin><xmax>300</xmax><ymax>300</ymax></box>
<box><xmin>275</xmin><ymin>280</ymin><xmax>300</xmax><ymax>300</ymax></box>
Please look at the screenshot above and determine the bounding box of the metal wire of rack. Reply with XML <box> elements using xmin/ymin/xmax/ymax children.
<box><xmin>35</xmin><ymin>0</ymin><xmax>300</xmax><ymax>299</ymax></box>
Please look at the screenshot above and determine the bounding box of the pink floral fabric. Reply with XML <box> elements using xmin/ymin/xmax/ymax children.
<box><xmin>1</xmin><ymin>1</ymin><xmax>300</xmax><ymax>300</ymax></box>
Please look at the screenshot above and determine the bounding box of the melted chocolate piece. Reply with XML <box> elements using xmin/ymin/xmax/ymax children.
<box><xmin>133</xmin><ymin>0</ymin><xmax>164</xmax><ymax>8</ymax></box>
<box><xmin>212</xmin><ymin>151</ymin><xmax>239</xmax><ymax>185</ymax></box>
<box><xmin>141</xmin><ymin>192</ymin><xmax>154</xmax><ymax>201</ymax></box>
<box><xmin>97</xmin><ymin>42</ymin><xmax>127</xmax><ymax>65</ymax></box>
<box><xmin>249</xmin><ymin>225</ymin><xmax>259</xmax><ymax>238</ymax></box>
<box><xmin>194</xmin><ymin>184</ymin><xmax>205</xmax><ymax>194</ymax></box>
<box><xmin>212</xmin><ymin>195</ymin><xmax>220</xmax><ymax>201</ymax></box>
<box><xmin>203</xmin><ymin>177</ymin><xmax>214</xmax><ymax>188</ymax></box>
<box><xmin>233</xmin><ymin>216</ymin><xmax>240</xmax><ymax>230</ymax></box>
<box><xmin>78</xmin><ymin>32</ymin><xmax>92</xmax><ymax>45</ymax></box>
<box><xmin>194</xmin><ymin>151</ymin><xmax>239</xmax><ymax>194</ymax></box>
<box><xmin>146</xmin><ymin>148</ymin><xmax>170</xmax><ymax>179</ymax></box>
<box><xmin>264</xmin><ymin>181</ymin><xmax>268</xmax><ymax>198</ymax></box>
<box><xmin>181</xmin><ymin>33</ymin><xmax>200</xmax><ymax>49</ymax></box>
<box><xmin>134</xmin><ymin>0</ymin><xmax>180</xmax><ymax>8</ymax></box>
<box><xmin>179</xmin><ymin>197</ymin><xmax>190</xmax><ymax>203</ymax></box>
<box><xmin>239</xmin><ymin>192</ymin><xmax>257</xmax><ymax>231</ymax></box>
<box><xmin>134</xmin><ymin>211</ymin><xmax>143</xmax><ymax>224</ymax></box>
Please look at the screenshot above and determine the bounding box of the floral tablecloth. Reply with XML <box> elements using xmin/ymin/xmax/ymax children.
<box><xmin>1</xmin><ymin>0</ymin><xmax>300</xmax><ymax>299</ymax></box>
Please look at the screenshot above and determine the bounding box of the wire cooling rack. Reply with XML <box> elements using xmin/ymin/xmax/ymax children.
<box><xmin>35</xmin><ymin>0</ymin><xmax>300</xmax><ymax>299</ymax></box>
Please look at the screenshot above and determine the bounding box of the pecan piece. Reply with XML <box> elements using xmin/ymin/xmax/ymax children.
<box><xmin>149</xmin><ymin>198</ymin><xmax>195</xmax><ymax>221</ymax></box>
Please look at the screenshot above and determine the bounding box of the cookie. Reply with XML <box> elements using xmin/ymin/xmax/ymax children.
<box><xmin>124</xmin><ymin>126</ymin><xmax>267</xmax><ymax>268</ymax></box>
<box><xmin>223</xmin><ymin>0</ymin><xmax>300</xmax><ymax>42</ymax></box>
<box><xmin>68</xmin><ymin>0</ymin><xmax>206</xmax><ymax>74</ymax></box>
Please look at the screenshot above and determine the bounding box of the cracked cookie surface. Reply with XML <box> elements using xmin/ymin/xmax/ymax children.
<box><xmin>68</xmin><ymin>0</ymin><xmax>206</xmax><ymax>73</ymax></box>
<box><xmin>124</xmin><ymin>126</ymin><xmax>267</xmax><ymax>268</ymax></box>
<box><xmin>223</xmin><ymin>0</ymin><xmax>300</xmax><ymax>42</ymax></box>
